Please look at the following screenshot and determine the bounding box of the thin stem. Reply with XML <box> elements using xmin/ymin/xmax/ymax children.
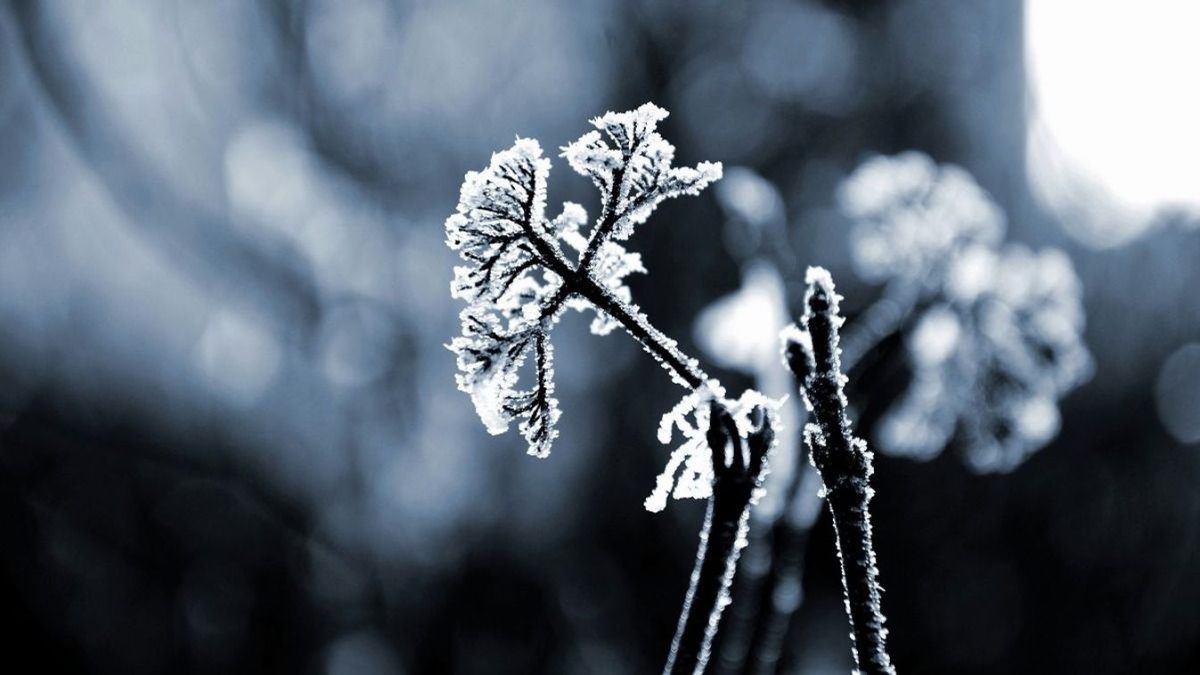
<box><xmin>581</xmin><ymin>280</ymin><xmax>709</xmax><ymax>389</ymax></box>
<box><xmin>739</xmin><ymin>463</ymin><xmax>824</xmax><ymax>675</ymax></box>
<box><xmin>789</xmin><ymin>268</ymin><xmax>896</xmax><ymax>675</ymax></box>
<box><xmin>665</xmin><ymin>404</ymin><xmax>774</xmax><ymax>675</ymax></box>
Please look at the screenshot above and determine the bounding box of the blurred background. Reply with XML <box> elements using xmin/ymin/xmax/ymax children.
<box><xmin>2</xmin><ymin>1</ymin><xmax>1199</xmax><ymax>673</ymax></box>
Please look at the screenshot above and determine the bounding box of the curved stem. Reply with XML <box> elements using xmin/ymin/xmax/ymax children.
<box><xmin>664</xmin><ymin>404</ymin><xmax>773</xmax><ymax>675</ymax></box>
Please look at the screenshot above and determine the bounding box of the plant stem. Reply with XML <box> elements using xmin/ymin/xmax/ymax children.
<box><xmin>584</xmin><ymin>281</ymin><xmax>708</xmax><ymax>388</ymax></box>
<box><xmin>739</xmin><ymin>462</ymin><xmax>824</xmax><ymax>675</ymax></box>
<box><xmin>790</xmin><ymin>268</ymin><xmax>896</xmax><ymax>675</ymax></box>
<box><xmin>665</xmin><ymin>404</ymin><xmax>774</xmax><ymax>675</ymax></box>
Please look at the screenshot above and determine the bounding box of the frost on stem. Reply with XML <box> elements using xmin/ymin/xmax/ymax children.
<box><xmin>446</xmin><ymin>103</ymin><xmax>722</xmax><ymax>458</ymax></box>
<box><xmin>784</xmin><ymin>267</ymin><xmax>896</xmax><ymax>675</ymax></box>
<box><xmin>647</xmin><ymin>386</ymin><xmax>782</xmax><ymax>513</ymax></box>
<box><xmin>664</xmin><ymin>401</ymin><xmax>778</xmax><ymax>675</ymax></box>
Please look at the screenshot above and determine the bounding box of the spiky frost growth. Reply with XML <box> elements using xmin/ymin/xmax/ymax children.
<box><xmin>784</xmin><ymin>267</ymin><xmax>896</xmax><ymax>675</ymax></box>
<box><xmin>647</xmin><ymin>386</ymin><xmax>783</xmax><ymax>513</ymax></box>
<box><xmin>664</xmin><ymin>402</ymin><xmax>777</xmax><ymax>675</ymax></box>
<box><xmin>446</xmin><ymin>104</ymin><xmax>724</xmax><ymax>458</ymax></box>
<box><xmin>562</xmin><ymin>103</ymin><xmax>723</xmax><ymax>243</ymax></box>
<box><xmin>880</xmin><ymin>244</ymin><xmax>1093</xmax><ymax>471</ymax></box>
<box><xmin>447</xmin><ymin>105</ymin><xmax>792</xmax><ymax>675</ymax></box>
<box><xmin>839</xmin><ymin>152</ymin><xmax>1004</xmax><ymax>285</ymax></box>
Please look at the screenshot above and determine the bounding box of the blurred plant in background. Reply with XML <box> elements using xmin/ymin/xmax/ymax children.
<box><xmin>839</xmin><ymin>153</ymin><xmax>1093</xmax><ymax>470</ymax></box>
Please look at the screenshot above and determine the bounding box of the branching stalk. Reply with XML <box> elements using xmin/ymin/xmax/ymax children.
<box><xmin>786</xmin><ymin>267</ymin><xmax>896</xmax><ymax>675</ymax></box>
<box><xmin>665</xmin><ymin>404</ymin><xmax>774</xmax><ymax>675</ymax></box>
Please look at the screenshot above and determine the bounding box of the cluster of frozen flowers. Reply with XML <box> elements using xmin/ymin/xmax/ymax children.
<box><xmin>839</xmin><ymin>153</ymin><xmax>1093</xmax><ymax>471</ymax></box>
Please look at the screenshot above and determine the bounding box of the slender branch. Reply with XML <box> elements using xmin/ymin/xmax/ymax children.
<box><xmin>579</xmin><ymin>166</ymin><xmax>628</xmax><ymax>271</ymax></box>
<box><xmin>580</xmin><ymin>280</ymin><xmax>709</xmax><ymax>389</ymax></box>
<box><xmin>788</xmin><ymin>268</ymin><xmax>896</xmax><ymax>675</ymax></box>
<box><xmin>665</xmin><ymin>403</ymin><xmax>774</xmax><ymax>675</ymax></box>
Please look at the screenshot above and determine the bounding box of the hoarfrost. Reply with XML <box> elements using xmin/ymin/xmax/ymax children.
<box><xmin>646</xmin><ymin>386</ymin><xmax>783</xmax><ymax>513</ymax></box>
<box><xmin>447</xmin><ymin>104</ymin><xmax>723</xmax><ymax>461</ymax></box>
<box><xmin>561</xmin><ymin>102</ymin><xmax>722</xmax><ymax>241</ymax></box>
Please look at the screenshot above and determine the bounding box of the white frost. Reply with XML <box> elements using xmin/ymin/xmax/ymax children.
<box><xmin>645</xmin><ymin>385</ymin><xmax>783</xmax><ymax>513</ymax></box>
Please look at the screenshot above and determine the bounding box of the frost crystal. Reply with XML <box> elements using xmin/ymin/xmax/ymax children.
<box><xmin>447</xmin><ymin>104</ymin><xmax>723</xmax><ymax>459</ymax></box>
<box><xmin>879</xmin><ymin>245</ymin><xmax>1094</xmax><ymax>471</ymax></box>
<box><xmin>562</xmin><ymin>102</ymin><xmax>722</xmax><ymax>241</ymax></box>
<box><xmin>646</xmin><ymin>386</ymin><xmax>782</xmax><ymax>513</ymax></box>
<box><xmin>446</xmin><ymin>139</ymin><xmax>569</xmax><ymax>458</ymax></box>
<box><xmin>838</xmin><ymin>152</ymin><xmax>1004</xmax><ymax>284</ymax></box>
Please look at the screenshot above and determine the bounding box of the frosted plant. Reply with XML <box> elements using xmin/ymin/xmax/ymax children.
<box><xmin>839</xmin><ymin>151</ymin><xmax>1004</xmax><ymax>286</ymax></box>
<box><xmin>782</xmin><ymin>267</ymin><xmax>896</xmax><ymax>675</ymax></box>
<box><xmin>446</xmin><ymin>104</ymin><xmax>722</xmax><ymax>458</ymax></box>
<box><xmin>879</xmin><ymin>244</ymin><xmax>1093</xmax><ymax>471</ymax></box>
<box><xmin>446</xmin><ymin>104</ymin><xmax>778</xmax><ymax>675</ymax></box>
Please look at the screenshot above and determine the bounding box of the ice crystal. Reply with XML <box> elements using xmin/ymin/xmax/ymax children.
<box><xmin>879</xmin><ymin>245</ymin><xmax>1094</xmax><ymax>471</ymax></box>
<box><xmin>838</xmin><ymin>152</ymin><xmax>1004</xmax><ymax>284</ymax></box>
<box><xmin>646</xmin><ymin>385</ymin><xmax>783</xmax><ymax>513</ymax></box>
<box><xmin>562</xmin><ymin>103</ymin><xmax>722</xmax><ymax>241</ymax></box>
<box><xmin>446</xmin><ymin>104</ymin><xmax>724</xmax><ymax>459</ymax></box>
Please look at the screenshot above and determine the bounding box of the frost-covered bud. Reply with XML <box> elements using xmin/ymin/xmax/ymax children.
<box><xmin>878</xmin><ymin>245</ymin><xmax>1094</xmax><ymax>472</ymax></box>
<box><xmin>838</xmin><ymin>152</ymin><xmax>1004</xmax><ymax>284</ymax></box>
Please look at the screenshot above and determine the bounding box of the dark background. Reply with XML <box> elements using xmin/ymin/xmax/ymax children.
<box><xmin>1</xmin><ymin>1</ymin><xmax>1199</xmax><ymax>673</ymax></box>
